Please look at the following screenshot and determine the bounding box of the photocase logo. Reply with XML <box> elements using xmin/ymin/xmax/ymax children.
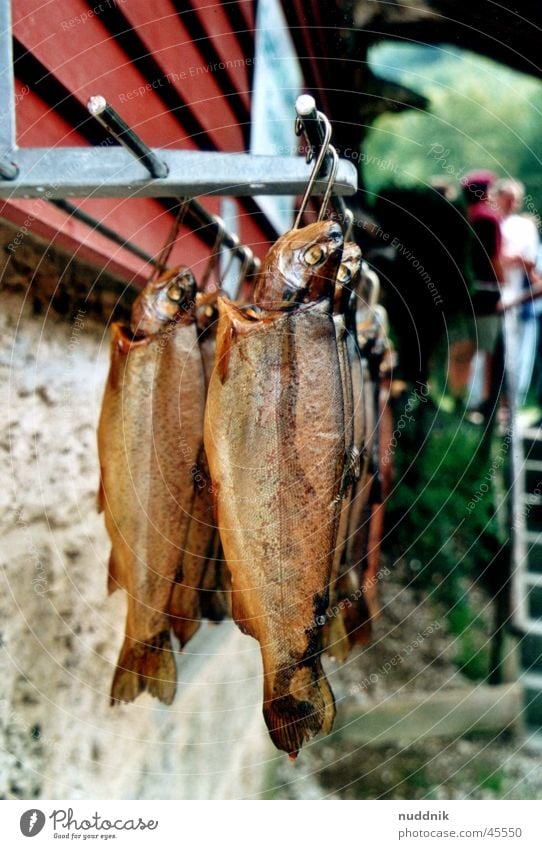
<box><xmin>20</xmin><ymin>810</ymin><xmax>46</xmax><ymax>837</ymax></box>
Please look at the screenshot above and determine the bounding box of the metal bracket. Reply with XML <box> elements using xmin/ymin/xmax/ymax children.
<box><xmin>0</xmin><ymin>146</ymin><xmax>357</xmax><ymax>199</ymax></box>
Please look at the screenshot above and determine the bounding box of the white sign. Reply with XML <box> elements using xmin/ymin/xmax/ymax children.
<box><xmin>250</xmin><ymin>0</ymin><xmax>303</xmax><ymax>235</ymax></box>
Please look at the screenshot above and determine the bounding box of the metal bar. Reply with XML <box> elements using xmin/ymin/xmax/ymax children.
<box><xmin>295</xmin><ymin>94</ymin><xmax>350</xmax><ymax>227</ymax></box>
<box><xmin>51</xmin><ymin>200</ymin><xmax>160</xmax><ymax>267</ymax></box>
<box><xmin>54</xmin><ymin>197</ymin><xmax>260</xmax><ymax>277</ymax></box>
<box><xmin>0</xmin><ymin>154</ymin><xmax>18</xmax><ymax>180</ymax></box>
<box><xmin>0</xmin><ymin>0</ymin><xmax>16</xmax><ymax>155</ymax></box>
<box><xmin>87</xmin><ymin>96</ymin><xmax>168</xmax><ymax>179</ymax></box>
<box><xmin>0</xmin><ymin>147</ymin><xmax>358</xmax><ymax>198</ymax></box>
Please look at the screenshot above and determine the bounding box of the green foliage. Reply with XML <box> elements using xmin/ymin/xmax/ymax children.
<box><xmin>365</xmin><ymin>43</ymin><xmax>523</xmax><ymax>679</ymax></box>
<box><xmin>476</xmin><ymin>766</ymin><xmax>504</xmax><ymax>794</ymax></box>
<box><xmin>386</xmin><ymin>397</ymin><xmax>508</xmax><ymax>679</ymax></box>
<box><xmin>366</xmin><ymin>44</ymin><xmax>542</xmax><ymax>217</ymax></box>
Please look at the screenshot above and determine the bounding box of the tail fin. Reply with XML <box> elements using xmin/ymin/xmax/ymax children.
<box><xmin>323</xmin><ymin>613</ymin><xmax>350</xmax><ymax>662</ymax></box>
<box><xmin>198</xmin><ymin>561</ymin><xmax>230</xmax><ymax>622</ymax></box>
<box><xmin>107</xmin><ymin>550</ymin><xmax>122</xmax><ymax>595</ymax></box>
<box><xmin>110</xmin><ymin>630</ymin><xmax>176</xmax><ymax>705</ymax></box>
<box><xmin>263</xmin><ymin>662</ymin><xmax>335</xmax><ymax>756</ymax></box>
<box><xmin>169</xmin><ymin>583</ymin><xmax>202</xmax><ymax>647</ymax></box>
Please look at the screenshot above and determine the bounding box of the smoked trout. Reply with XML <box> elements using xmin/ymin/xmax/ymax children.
<box><xmin>324</xmin><ymin>243</ymin><xmax>365</xmax><ymax>660</ymax></box>
<box><xmin>97</xmin><ymin>267</ymin><xmax>205</xmax><ymax>704</ymax></box>
<box><xmin>168</xmin><ymin>300</ymin><xmax>230</xmax><ymax>641</ymax></box>
<box><xmin>204</xmin><ymin>220</ymin><xmax>345</xmax><ymax>755</ymax></box>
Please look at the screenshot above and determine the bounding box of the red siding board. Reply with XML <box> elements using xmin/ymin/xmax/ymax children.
<box><xmin>119</xmin><ymin>0</ymin><xmax>244</xmax><ymax>150</ymax></box>
<box><xmin>188</xmin><ymin>0</ymin><xmax>251</xmax><ymax>108</ymax></box>
<box><xmin>1</xmin><ymin>198</ymin><xmax>150</xmax><ymax>282</ymax></box>
<box><xmin>13</xmin><ymin>0</ymin><xmax>196</xmax><ymax>149</ymax></box>
<box><xmin>15</xmin><ymin>83</ymin><xmax>87</xmax><ymax>147</ymax></box>
<box><xmin>236</xmin><ymin>0</ymin><xmax>255</xmax><ymax>31</ymax></box>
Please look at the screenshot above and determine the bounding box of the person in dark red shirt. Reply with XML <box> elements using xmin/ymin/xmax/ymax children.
<box><xmin>449</xmin><ymin>170</ymin><xmax>505</xmax><ymax>414</ymax></box>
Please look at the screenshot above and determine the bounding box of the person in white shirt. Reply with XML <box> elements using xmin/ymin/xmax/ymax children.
<box><xmin>493</xmin><ymin>178</ymin><xmax>540</xmax><ymax>407</ymax></box>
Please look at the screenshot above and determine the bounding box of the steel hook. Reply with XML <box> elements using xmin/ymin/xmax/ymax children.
<box><xmin>293</xmin><ymin>110</ymin><xmax>332</xmax><ymax>230</ymax></box>
<box><xmin>343</xmin><ymin>208</ymin><xmax>354</xmax><ymax>242</ymax></box>
<box><xmin>201</xmin><ymin>214</ymin><xmax>226</xmax><ymax>291</ymax></box>
<box><xmin>317</xmin><ymin>145</ymin><xmax>339</xmax><ymax>222</ymax></box>
<box><xmin>219</xmin><ymin>232</ymin><xmax>240</xmax><ymax>287</ymax></box>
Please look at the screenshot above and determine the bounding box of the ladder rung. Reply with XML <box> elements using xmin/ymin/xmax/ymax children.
<box><xmin>525</xmin><ymin>460</ymin><xmax>542</xmax><ymax>472</ymax></box>
<box><xmin>525</xmin><ymin>574</ymin><xmax>542</xmax><ymax>588</ymax></box>
<box><xmin>520</xmin><ymin>493</ymin><xmax>542</xmax><ymax>505</ymax></box>
<box><xmin>521</xmin><ymin>671</ymin><xmax>542</xmax><ymax>688</ymax></box>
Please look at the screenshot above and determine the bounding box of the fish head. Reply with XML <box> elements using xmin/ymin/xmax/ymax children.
<box><xmin>335</xmin><ymin>241</ymin><xmax>362</xmax><ymax>319</ymax></box>
<box><xmin>254</xmin><ymin>220</ymin><xmax>344</xmax><ymax>310</ymax></box>
<box><xmin>130</xmin><ymin>266</ymin><xmax>197</xmax><ymax>337</ymax></box>
<box><xmin>334</xmin><ymin>241</ymin><xmax>362</xmax><ymax>307</ymax></box>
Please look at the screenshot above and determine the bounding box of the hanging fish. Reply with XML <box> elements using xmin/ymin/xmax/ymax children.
<box><xmin>342</xmin><ymin>266</ymin><xmax>388</xmax><ymax>646</ymax></box>
<box><xmin>97</xmin><ymin>267</ymin><xmax>205</xmax><ymax>704</ymax></box>
<box><xmin>168</xmin><ymin>299</ymin><xmax>231</xmax><ymax>640</ymax></box>
<box><xmin>168</xmin><ymin>444</ymin><xmax>217</xmax><ymax>646</ymax></box>
<box><xmin>204</xmin><ymin>220</ymin><xmax>345</xmax><ymax>755</ymax></box>
<box><xmin>324</xmin><ymin>242</ymin><xmax>366</xmax><ymax>660</ymax></box>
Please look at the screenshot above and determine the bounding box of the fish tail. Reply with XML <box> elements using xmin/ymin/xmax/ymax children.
<box><xmin>97</xmin><ymin>474</ymin><xmax>105</xmax><ymax>514</ymax></box>
<box><xmin>110</xmin><ymin>630</ymin><xmax>176</xmax><ymax>705</ymax></box>
<box><xmin>199</xmin><ymin>587</ymin><xmax>228</xmax><ymax>622</ymax></box>
<box><xmin>198</xmin><ymin>561</ymin><xmax>230</xmax><ymax>622</ymax></box>
<box><xmin>263</xmin><ymin>662</ymin><xmax>335</xmax><ymax>756</ymax></box>
<box><xmin>348</xmin><ymin>617</ymin><xmax>372</xmax><ymax>647</ymax></box>
<box><xmin>169</xmin><ymin>585</ymin><xmax>202</xmax><ymax>647</ymax></box>
<box><xmin>323</xmin><ymin>613</ymin><xmax>350</xmax><ymax>662</ymax></box>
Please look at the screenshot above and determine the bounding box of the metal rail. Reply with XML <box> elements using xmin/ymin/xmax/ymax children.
<box><xmin>0</xmin><ymin>146</ymin><xmax>357</xmax><ymax>199</ymax></box>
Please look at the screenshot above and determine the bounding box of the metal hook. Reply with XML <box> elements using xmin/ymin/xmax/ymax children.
<box><xmin>219</xmin><ymin>232</ymin><xmax>240</xmax><ymax>287</ymax></box>
<box><xmin>343</xmin><ymin>208</ymin><xmax>354</xmax><ymax>242</ymax></box>
<box><xmin>317</xmin><ymin>145</ymin><xmax>339</xmax><ymax>222</ymax></box>
<box><xmin>200</xmin><ymin>215</ymin><xmax>226</xmax><ymax>291</ymax></box>
<box><xmin>237</xmin><ymin>246</ymin><xmax>254</xmax><ymax>293</ymax></box>
<box><xmin>151</xmin><ymin>198</ymin><xmax>190</xmax><ymax>281</ymax></box>
<box><xmin>293</xmin><ymin>110</ymin><xmax>332</xmax><ymax>230</ymax></box>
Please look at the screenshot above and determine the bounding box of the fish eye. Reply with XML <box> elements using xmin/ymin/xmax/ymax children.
<box><xmin>303</xmin><ymin>244</ymin><xmax>325</xmax><ymax>266</ymax></box>
<box><xmin>337</xmin><ymin>264</ymin><xmax>352</xmax><ymax>285</ymax></box>
<box><xmin>167</xmin><ymin>282</ymin><xmax>182</xmax><ymax>301</ymax></box>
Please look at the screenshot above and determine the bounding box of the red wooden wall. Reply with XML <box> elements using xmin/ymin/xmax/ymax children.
<box><xmin>2</xmin><ymin>0</ymin><xmax>276</xmax><ymax>286</ymax></box>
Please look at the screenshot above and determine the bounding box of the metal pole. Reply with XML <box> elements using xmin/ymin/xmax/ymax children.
<box><xmin>87</xmin><ymin>96</ymin><xmax>169</xmax><ymax>179</ymax></box>
<box><xmin>0</xmin><ymin>146</ymin><xmax>358</xmax><ymax>198</ymax></box>
<box><xmin>0</xmin><ymin>0</ymin><xmax>19</xmax><ymax>179</ymax></box>
<box><xmin>51</xmin><ymin>200</ymin><xmax>160</xmax><ymax>267</ymax></box>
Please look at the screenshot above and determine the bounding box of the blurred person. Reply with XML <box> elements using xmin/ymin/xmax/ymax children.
<box><xmin>493</xmin><ymin>178</ymin><xmax>540</xmax><ymax>408</ymax></box>
<box><xmin>449</xmin><ymin>170</ymin><xmax>505</xmax><ymax>417</ymax></box>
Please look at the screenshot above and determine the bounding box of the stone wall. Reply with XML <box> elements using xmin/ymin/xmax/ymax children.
<box><xmin>0</xmin><ymin>230</ymin><xmax>279</xmax><ymax>799</ymax></box>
